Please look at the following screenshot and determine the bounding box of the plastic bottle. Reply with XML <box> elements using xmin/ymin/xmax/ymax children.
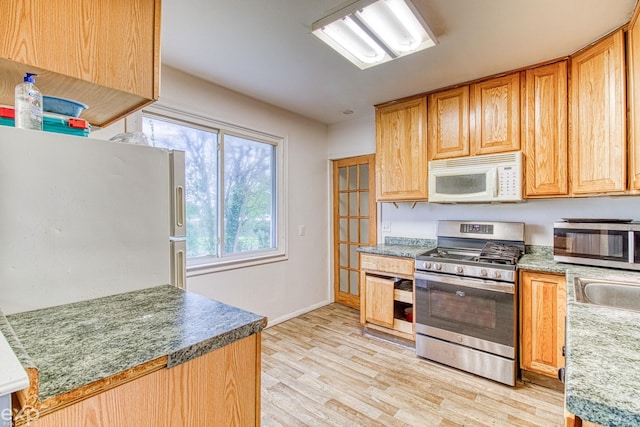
<box><xmin>15</xmin><ymin>72</ymin><xmax>43</xmax><ymax>131</ymax></box>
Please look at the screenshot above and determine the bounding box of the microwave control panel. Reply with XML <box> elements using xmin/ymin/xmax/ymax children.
<box><xmin>497</xmin><ymin>166</ymin><xmax>520</xmax><ymax>198</ymax></box>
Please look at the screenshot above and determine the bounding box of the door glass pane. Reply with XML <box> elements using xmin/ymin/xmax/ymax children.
<box><xmin>360</xmin><ymin>164</ymin><xmax>369</xmax><ymax>190</ymax></box>
<box><xmin>339</xmin><ymin>193</ymin><xmax>348</xmax><ymax>216</ymax></box>
<box><xmin>360</xmin><ymin>191</ymin><xmax>369</xmax><ymax>216</ymax></box>
<box><xmin>350</xmin><ymin>270</ymin><xmax>359</xmax><ymax>295</ymax></box>
<box><xmin>339</xmin><ymin>167</ymin><xmax>347</xmax><ymax>191</ymax></box>
<box><xmin>340</xmin><ymin>244</ymin><xmax>348</xmax><ymax>267</ymax></box>
<box><xmin>350</xmin><ymin>244</ymin><xmax>358</xmax><ymax>268</ymax></box>
<box><xmin>349</xmin><ymin>192</ymin><xmax>358</xmax><ymax>216</ymax></box>
<box><xmin>350</xmin><ymin>219</ymin><xmax>359</xmax><ymax>243</ymax></box>
<box><xmin>340</xmin><ymin>269</ymin><xmax>348</xmax><ymax>292</ymax></box>
<box><xmin>349</xmin><ymin>166</ymin><xmax>358</xmax><ymax>190</ymax></box>
<box><xmin>360</xmin><ymin>219</ymin><xmax>369</xmax><ymax>243</ymax></box>
<box><xmin>339</xmin><ymin>218</ymin><xmax>348</xmax><ymax>241</ymax></box>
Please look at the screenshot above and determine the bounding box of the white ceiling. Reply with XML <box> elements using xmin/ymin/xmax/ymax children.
<box><xmin>161</xmin><ymin>0</ymin><xmax>637</xmax><ymax>125</ymax></box>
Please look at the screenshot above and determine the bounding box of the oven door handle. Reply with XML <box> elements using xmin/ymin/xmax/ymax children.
<box><xmin>414</xmin><ymin>271</ymin><xmax>514</xmax><ymax>294</ymax></box>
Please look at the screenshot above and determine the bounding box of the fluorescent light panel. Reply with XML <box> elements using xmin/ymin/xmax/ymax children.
<box><xmin>312</xmin><ymin>0</ymin><xmax>436</xmax><ymax>69</ymax></box>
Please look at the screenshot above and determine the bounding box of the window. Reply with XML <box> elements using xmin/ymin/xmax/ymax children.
<box><xmin>140</xmin><ymin>106</ymin><xmax>285</xmax><ymax>271</ymax></box>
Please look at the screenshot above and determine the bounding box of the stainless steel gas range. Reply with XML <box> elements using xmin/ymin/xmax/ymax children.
<box><xmin>414</xmin><ymin>220</ymin><xmax>525</xmax><ymax>386</ymax></box>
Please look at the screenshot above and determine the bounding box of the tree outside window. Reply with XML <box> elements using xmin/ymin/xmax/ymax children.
<box><xmin>142</xmin><ymin>114</ymin><xmax>278</xmax><ymax>263</ymax></box>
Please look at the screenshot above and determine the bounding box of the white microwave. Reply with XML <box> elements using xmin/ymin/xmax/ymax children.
<box><xmin>428</xmin><ymin>152</ymin><xmax>523</xmax><ymax>203</ymax></box>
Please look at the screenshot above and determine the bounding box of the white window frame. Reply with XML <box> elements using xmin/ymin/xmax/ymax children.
<box><xmin>128</xmin><ymin>104</ymin><xmax>288</xmax><ymax>275</ymax></box>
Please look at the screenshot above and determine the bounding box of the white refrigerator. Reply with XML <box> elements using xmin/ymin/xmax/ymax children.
<box><xmin>0</xmin><ymin>126</ymin><xmax>186</xmax><ymax>315</ymax></box>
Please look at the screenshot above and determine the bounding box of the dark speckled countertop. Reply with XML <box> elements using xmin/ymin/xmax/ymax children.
<box><xmin>0</xmin><ymin>285</ymin><xmax>265</xmax><ymax>402</ymax></box>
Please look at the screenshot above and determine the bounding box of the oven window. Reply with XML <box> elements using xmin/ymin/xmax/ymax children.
<box><xmin>435</xmin><ymin>174</ymin><xmax>486</xmax><ymax>195</ymax></box>
<box><xmin>430</xmin><ymin>289</ymin><xmax>496</xmax><ymax>329</ymax></box>
<box><xmin>415</xmin><ymin>278</ymin><xmax>514</xmax><ymax>347</ymax></box>
<box><xmin>554</xmin><ymin>229</ymin><xmax>628</xmax><ymax>261</ymax></box>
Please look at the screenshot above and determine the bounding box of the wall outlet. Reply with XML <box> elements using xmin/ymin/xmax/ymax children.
<box><xmin>382</xmin><ymin>221</ymin><xmax>391</xmax><ymax>232</ymax></box>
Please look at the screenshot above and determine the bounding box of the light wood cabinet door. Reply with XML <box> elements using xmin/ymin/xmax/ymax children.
<box><xmin>520</xmin><ymin>271</ymin><xmax>566</xmax><ymax>378</ymax></box>
<box><xmin>375</xmin><ymin>97</ymin><xmax>428</xmax><ymax>201</ymax></box>
<box><xmin>428</xmin><ymin>86</ymin><xmax>470</xmax><ymax>160</ymax></box>
<box><xmin>523</xmin><ymin>61</ymin><xmax>568</xmax><ymax>197</ymax></box>
<box><xmin>364</xmin><ymin>275</ymin><xmax>395</xmax><ymax>328</ymax></box>
<box><xmin>0</xmin><ymin>0</ymin><xmax>161</xmax><ymax>127</ymax></box>
<box><xmin>570</xmin><ymin>29</ymin><xmax>626</xmax><ymax>195</ymax></box>
<box><xmin>470</xmin><ymin>73</ymin><xmax>520</xmax><ymax>155</ymax></box>
<box><xmin>628</xmin><ymin>4</ymin><xmax>640</xmax><ymax>192</ymax></box>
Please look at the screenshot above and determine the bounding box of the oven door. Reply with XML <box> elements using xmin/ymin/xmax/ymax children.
<box><xmin>414</xmin><ymin>271</ymin><xmax>515</xmax><ymax>358</ymax></box>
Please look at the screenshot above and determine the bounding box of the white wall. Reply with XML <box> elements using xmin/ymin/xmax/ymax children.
<box><xmin>327</xmin><ymin>114</ymin><xmax>640</xmax><ymax>246</ymax></box>
<box><xmin>328</xmin><ymin>111</ymin><xmax>375</xmax><ymax>159</ymax></box>
<box><xmin>151</xmin><ymin>66</ymin><xmax>330</xmax><ymax>326</ymax></box>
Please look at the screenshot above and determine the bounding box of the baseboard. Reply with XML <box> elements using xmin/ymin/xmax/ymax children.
<box><xmin>521</xmin><ymin>369</ymin><xmax>565</xmax><ymax>391</ymax></box>
<box><xmin>265</xmin><ymin>299</ymin><xmax>332</xmax><ymax>327</ymax></box>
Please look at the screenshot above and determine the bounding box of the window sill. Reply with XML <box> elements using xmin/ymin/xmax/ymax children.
<box><xmin>186</xmin><ymin>252</ymin><xmax>288</xmax><ymax>276</ymax></box>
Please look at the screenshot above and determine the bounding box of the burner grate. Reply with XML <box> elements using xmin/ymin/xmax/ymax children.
<box><xmin>477</xmin><ymin>242</ymin><xmax>522</xmax><ymax>265</ymax></box>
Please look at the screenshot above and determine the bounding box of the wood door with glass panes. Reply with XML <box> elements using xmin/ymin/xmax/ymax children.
<box><xmin>333</xmin><ymin>155</ymin><xmax>376</xmax><ymax>309</ymax></box>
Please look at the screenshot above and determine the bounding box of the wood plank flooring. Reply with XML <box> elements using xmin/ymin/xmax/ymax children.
<box><xmin>261</xmin><ymin>303</ymin><xmax>564</xmax><ymax>427</ymax></box>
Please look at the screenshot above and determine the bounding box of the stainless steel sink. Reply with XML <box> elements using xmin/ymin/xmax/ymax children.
<box><xmin>574</xmin><ymin>277</ymin><xmax>640</xmax><ymax>312</ymax></box>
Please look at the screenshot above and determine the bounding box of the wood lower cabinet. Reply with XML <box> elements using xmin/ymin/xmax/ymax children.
<box><xmin>428</xmin><ymin>86</ymin><xmax>470</xmax><ymax>160</ymax></box>
<box><xmin>0</xmin><ymin>0</ymin><xmax>161</xmax><ymax>127</ymax></box>
<box><xmin>570</xmin><ymin>29</ymin><xmax>626</xmax><ymax>195</ymax></box>
<box><xmin>470</xmin><ymin>73</ymin><xmax>520</xmax><ymax>155</ymax></box>
<box><xmin>24</xmin><ymin>334</ymin><xmax>261</xmax><ymax>427</ymax></box>
<box><xmin>522</xmin><ymin>61</ymin><xmax>568</xmax><ymax>198</ymax></box>
<box><xmin>519</xmin><ymin>271</ymin><xmax>566</xmax><ymax>379</ymax></box>
<box><xmin>375</xmin><ymin>97</ymin><xmax>428</xmax><ymax>201</ymax></box>
<box><xmin>360</xmin><ymin>254</ymin><xmax>414</xmax><ymax>340</ymax></box>
<box><xmin>628</xmin><ymin>3</ymin><xmax>640</xmax><ymax>192</ymax></box>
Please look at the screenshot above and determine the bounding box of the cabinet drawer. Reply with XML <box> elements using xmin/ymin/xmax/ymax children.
<box><xmin>360</xmin><ymin>254</ymin><xmax>414</xmax><ymax>276</ymax></box>
<box><xmin>394</xmin><ymin>289</ymin><xmax>413</xmax><ymax>304</ymax></box>
<box><xmin>393</xmin><ymin>318</ymin><xmax>414</xmax><ymax>335</ymax></box>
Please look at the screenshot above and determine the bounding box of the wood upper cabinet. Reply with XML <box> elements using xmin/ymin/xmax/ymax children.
<box><xmin>523</xmin><ymin>61</ymin><xmax>568</xmax><ymax>198</ymax></box>
<box><xmin>520</xmin><ymin>271</ymin><xmax>566</xmax><ymax>378</ymax></box>
<box><xmin>628</xmin><ymin>4</ymin><xmax>640</xmax><ymax>192</ymax></box>
<box><xmin>375</xmin><ymin>97</ymin><xmax>428</xmax><ymax>201</ymax></box>
<box><xmin>428</xmin><ymin>86</ymin><xmax>470</xmax><ymax>160</ymax></box>
<box><xmin>470</xmin><ymin>73</ymin><xmax>520</xmax><ymax>155</ymax></box>
<box><xmin>570</xmin><ymin>29</ymin><xmax>626</xmax><ymax>195</ymax></box>
<box><xmin>0</xmin><ymin>0</ymin><xmax>161</xmax><ymax>127</ymax></box>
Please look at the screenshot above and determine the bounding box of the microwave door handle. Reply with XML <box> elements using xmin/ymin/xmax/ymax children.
<box><xmin>490</xmin><ymin>168</ymin><xmax>498</xmax><ymax>197</ymax></box>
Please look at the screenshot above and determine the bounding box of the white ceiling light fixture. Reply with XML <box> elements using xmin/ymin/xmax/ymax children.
<box><xmin>312</xmin><ymin>0</ymin><xmax>437</xmax><ymax>70</ymax></box>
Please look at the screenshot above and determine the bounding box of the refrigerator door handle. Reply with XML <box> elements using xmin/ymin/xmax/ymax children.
<box><xmin>170</xmin><ymin>240</ymin><xmax>187</xmax><ymax>289</ymax></box>
<box><xmin>169</xmin><ymin>151</ymin><xmax>186</xmax><ymax>238</ymax></box>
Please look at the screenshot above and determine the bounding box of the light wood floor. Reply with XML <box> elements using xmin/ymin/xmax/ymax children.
<box><xmin>261</xmin><ymin>303</ymin><xmax>564</xmax><ymax>427</ymax></box>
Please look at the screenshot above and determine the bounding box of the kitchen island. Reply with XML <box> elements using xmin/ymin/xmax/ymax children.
<box><xmin>0</xmin><ymin>285</ymin><xmax>266</xmax><ymax>426</ymax></box>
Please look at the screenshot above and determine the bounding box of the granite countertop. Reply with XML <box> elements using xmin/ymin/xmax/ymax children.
<box><xmin>0</xmin><ymin>285</ymin><xmax>265</xmax><ymax>405</ymax></box>
<box><xmin>561</xmin><ymin>267</ymin><xmax>640</xmax><ymax>426</ymax></box>
<box><xmin>357</xmin><ymin>237</ymin><xmax>436</xmax><ymax>258</ymax></box>
<box><xmin>360</xmin><ymin>239</ymin><xmax>640</xmax><ymax>424</ymax></box>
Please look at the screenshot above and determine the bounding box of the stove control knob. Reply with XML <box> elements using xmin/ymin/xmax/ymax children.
<box><xmin>423</xmin><ymin>262</ymin><xmax>432</xmax><ymax>269</ymax></box>
<box><xmin>493</xmin><ymin>271</ymin><xmax>502</xmax><ymax>279</ymax></box>
<box><xmin>480</xmin><ymin>269</ymin><xmax>488</xmax><ymax>277</ymax></box>
<box><xmin>456</xmin><ymin>266</ymin><xmax>463</xmax><ymax>274</ymax></box>
<box><xmin>434</xmin><ymin>263</ymin><xmax>442</xmax><ymax>271</ymax></box>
